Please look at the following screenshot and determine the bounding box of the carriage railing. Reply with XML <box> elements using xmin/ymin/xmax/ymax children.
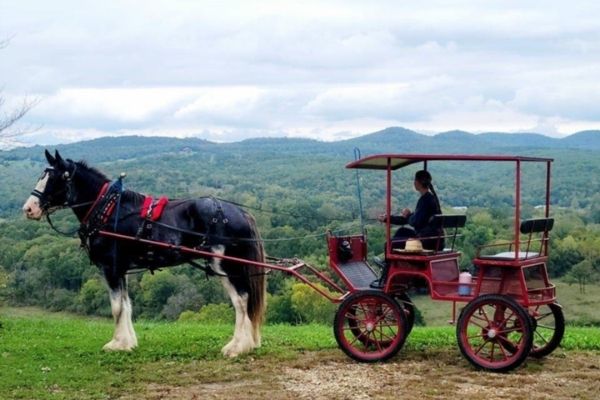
<box><xmin>475</xmin><ymin>217</ymin><xmax>554</xmax><ymax>260</ymax></box>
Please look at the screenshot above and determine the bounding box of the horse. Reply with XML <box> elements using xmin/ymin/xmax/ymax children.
<box><xmin>22</xmin><ymin>150</ymin><xmax>266</xmax><ymax>357</ymax></box>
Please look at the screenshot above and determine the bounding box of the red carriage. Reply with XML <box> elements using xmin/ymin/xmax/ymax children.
<box><xmin>327</xmin><ymin>154</ymin><xmax>563</xmax><ymax>372</ymax></box>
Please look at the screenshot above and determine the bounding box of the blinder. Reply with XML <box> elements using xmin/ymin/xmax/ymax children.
<box><xmin>31</xmin><ymin>165</ymin><xmax>78</xmax><ymax>211</ymax></box>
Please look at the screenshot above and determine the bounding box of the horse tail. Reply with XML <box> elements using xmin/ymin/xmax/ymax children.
<box><xmin>244</xmin><ymin>212</ymin><xmax>266</xmax><ymax>333</ymax></box>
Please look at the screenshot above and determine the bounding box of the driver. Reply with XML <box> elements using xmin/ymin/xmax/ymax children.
<box><xmin>379</xmin><ymin>170</ymin><xmax>444</xmax><ymax>251</ymax></box>
<box><xmin>371</xmin><ymin>170</ymin><xmax>443</xmax><ymax>288</ymax></box>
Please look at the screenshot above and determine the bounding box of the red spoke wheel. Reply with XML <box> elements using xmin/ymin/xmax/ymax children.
<box><xmin>457</xmin><ymin>294</ymin><xmax>533</xmax><ymax>372</ymax></box>
<box><xmin>529</xmin><ymin>303</ymin><xmax>565</xmax><ymax>358</ymax></box>
<box><xmin>347</xmin><ymin>292</ymin><xmax>416</xmax><ymax>347</ymax></box>
<box><xmin>334</xmin><ymin>290</ymin><xmax>408</xmax><ymax>362</ymax></box>
<box><xmin>396</xmin><ymin>292</ymin><xmax>416</xmax><ymax>336</ymax></box>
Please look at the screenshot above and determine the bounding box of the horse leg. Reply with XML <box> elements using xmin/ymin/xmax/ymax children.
<box><xmin>103</xmin><ymin>275</ymin><xmax>138</xmax><ymax>351</ymax></box>
<box><xmin>211</xmin><ymin>246</ymin><xmax>256</xmax><ymax>357</ymax></box>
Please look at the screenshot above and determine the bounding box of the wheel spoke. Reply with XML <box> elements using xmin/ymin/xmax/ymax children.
<box><xmin>467</xmin><ymin>319</ymin><xmax>488</xmax><ymax>330</ymax></box>
<box><xmin>497</xmin><ymin>333</ymin><xmax>521</xmax><ymax>349</ymax></box>
<box><xmin>473</xmin><ymin>337</ymin><xmax>490</xmax><ymax>355</ymax></box>
<box><xmin>479</xmin><ymin>305</ymin><xmax>492</xmax><ymax>325</ymax></box>
<box><xmin>536</xmin><ymin>324</ymin><xmax>556</xmax><ymax>331</ymax></box>
<box><xmin>496</xmin><ymin>326</ymin><xmax>524</xmax><ymax>335</ymax></box>
<box><xmin>499</xmin><ymin>309</ymin><xmax>516</xmax><ymax>328</ymax></box>
<box><xmin>467</xmin><ymin>333</ymin><xmax>485</xmax><ymax>340</ymax></box>
<box><xmin>534</xmin><ymin>330</ymin><xmax>550</xmax><ymax>345</ymax></box>
<box><xmin>471</xmin><ymin>313</ymin><xmax>490</xmax><ymax>325</ymax></box>
<box><xmin>534</xmin><ymin>311</ymin><xmax>553</xmax><ymax>322</ymax></box>
<box><xmin>497</xmin><ymin>339</ymin><xmax>509</xmax><ymax>361</ymax></box>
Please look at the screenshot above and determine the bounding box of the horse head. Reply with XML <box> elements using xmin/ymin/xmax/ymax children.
<box><xmin>22</xmin><ymin>150</ymin><xmax>77</xmax><ymax>220</ymax></box>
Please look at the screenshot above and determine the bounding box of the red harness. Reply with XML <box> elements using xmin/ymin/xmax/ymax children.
<box><xmin>140</xmin><ymin>196</ymin><xmax>169</xmax><ymax>221</ymax></box>
<box><xmin>81</xmin><ymin>182</ymin><xmax>110</xmax><ymax>225</ymax></box>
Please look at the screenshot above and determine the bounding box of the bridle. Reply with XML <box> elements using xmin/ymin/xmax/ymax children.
<box><xmin>30</xmin><ymin>164</ymin><xmax>99</xmax><ymax>236</ymax></box>
<box><xmin>30</xmin><ymin>166</ymin><xmax>78</xmax><ymax>211</ymax></box>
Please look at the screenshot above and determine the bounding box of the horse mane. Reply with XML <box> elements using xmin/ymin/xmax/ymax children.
<box><xmin>73</xmin><ymin>160</ymin><xmax>109</xmax><ymax>181</ymax></box>
<box><xmin>73</xmin><ymin>160</ymin><xmax>144</xmax><ymax>207</ymax></box>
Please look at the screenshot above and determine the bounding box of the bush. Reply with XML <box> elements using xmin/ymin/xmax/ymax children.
<box><xmin>78</xmin><ymin>278</ymin><xmax>111</xmax><ymax>316</ymax></box>
<box><xmin>178</xmin><ymin>310</ymin><xmax>200</xmax><ymax>322</ymax></box>
<box><xmin>197</xmin><ymin>303</ymin><xmax>234</xmax><ymax>324</ymax></box>
<box><xmin>48</xmin><ymin>288</ymin><xmax>77</xmax><ymax>312</ymax></box>
<box><xmin>266</xmin><ymin>293</ymin><xmax>300</xmax><ymax>324</ymax></box>
<box><xmin>139</xmin><ymin>270</ymin><xmax>180</xmax><ymax>317</ymax></box>
<box><xmin>161</xmin><ymin>285</ymin><xmax>204</xmax><ymax>320</ymax></box>
<box><xmin>290</xmin><ymin>283</ymin><xmax>336</xmax><ymax>324</ymax></box>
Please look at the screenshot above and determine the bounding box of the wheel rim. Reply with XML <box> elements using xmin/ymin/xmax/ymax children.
<box><xmin>337</xmin><ymin>294</ymin><xmax>404</xmax><ymax>360</ymax></box>
<box><xmin>529</xmin><ymin>303</ymin><xmax>564</xmax><ymax>357</ymax></box>
<box><xmin>459</xmin><ymin>299</ymin><xmax>530</xmax><ymax>369</ymax></box>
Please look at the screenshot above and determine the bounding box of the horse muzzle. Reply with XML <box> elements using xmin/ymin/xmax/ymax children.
<box><xmin>23</xmin><ymin>197</ymin><xmax>44</xmax><ymax>220</ymax></box>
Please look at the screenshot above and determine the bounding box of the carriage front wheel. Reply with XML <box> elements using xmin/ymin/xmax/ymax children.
<box><xmin>529</xmin><ymin>302</ymin><xmax>565</xmax><ymax>358</ymax></box>
<box><xmin>457</xmin><ymin>294</ymin><xmax>533</xmax><ymax>372</ymax></box>
<box><xmin>334</xmin><ymin>290</ymin><xmax>408</xmax><ymax>362</ymax></box>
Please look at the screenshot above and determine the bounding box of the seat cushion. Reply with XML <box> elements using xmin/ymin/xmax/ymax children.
<box><xmin>478</xmin><ymin>251</ymin><xmax>542</xmax><ymax>260</ymax></box>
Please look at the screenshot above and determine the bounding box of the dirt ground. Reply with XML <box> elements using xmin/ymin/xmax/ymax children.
<box><xmin>130</xmin><ymin>349</ymin><xmax>600</xmax><ymax>400</ymax></box>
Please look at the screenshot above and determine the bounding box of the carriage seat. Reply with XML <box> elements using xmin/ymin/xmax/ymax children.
<box><xmin>477</xmin><ymin>218</ymin><xmax>554</xmax><ymax>260</ymax></box>
<box><xmin>392</xmin><ymin>214</ymin><xmax>466</xmax><ymax>255</ymax></box>
<box><xmin>430</xmin><ymin>214</ymin><xmax>467</xmax><ymax>253</ymax></box>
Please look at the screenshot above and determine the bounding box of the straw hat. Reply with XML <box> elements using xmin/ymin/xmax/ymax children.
<box><xmin>405</xmin><ymin>239</ymin><xmax>423</xmax><ymax>252</ymax></box>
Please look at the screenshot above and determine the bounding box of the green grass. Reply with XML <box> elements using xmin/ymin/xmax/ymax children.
<box><xmin>1</xmin><ymin>307</ymin><xmax>600</xmax><ymax>399</ymax></box>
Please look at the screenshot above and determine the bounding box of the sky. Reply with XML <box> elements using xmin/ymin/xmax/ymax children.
<box><xmin>1</xmin><ymin>0</ymin><xmax>600</xmax><ymax>146</ymax></box>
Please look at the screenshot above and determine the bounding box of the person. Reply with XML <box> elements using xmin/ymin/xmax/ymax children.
<box><xmin>371</xmin><ymin>170</ymin><xmax>444</xmax><ymax>288</ymax></box>
<box><xmin>379</xmin><ymin>169</ymin><xmax>444</xmax><ymax>251</ymax></box>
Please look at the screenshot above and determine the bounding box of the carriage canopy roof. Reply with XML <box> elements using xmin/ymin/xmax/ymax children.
<box><xmin>346</xmin><ymin>154</ymin><xmax>554</xmax><ymax>170</ymax></box>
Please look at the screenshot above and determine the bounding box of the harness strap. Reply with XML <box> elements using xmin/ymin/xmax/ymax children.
<box><xmin>82</xmin><ymin>182</ymin><xmax>110</xmax><ymax>225</ymax></box>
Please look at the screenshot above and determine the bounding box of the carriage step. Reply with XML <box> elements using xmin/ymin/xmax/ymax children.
<box><xmin>339</xmin><ymin>261</ymin><xmax>378</xmax><ymax>289</ymax></box>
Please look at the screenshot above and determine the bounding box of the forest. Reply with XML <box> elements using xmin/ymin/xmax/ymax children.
<box><xmin>0</xmin><ymin>128</ymin><xmax>599</xmax><ymax>324</ymax></box>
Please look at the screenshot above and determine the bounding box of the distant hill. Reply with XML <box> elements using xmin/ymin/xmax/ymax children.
<box><xmin>2</xmin><ymin>128</ymin><xmax>599</xmax><ymax>164</ymax></box>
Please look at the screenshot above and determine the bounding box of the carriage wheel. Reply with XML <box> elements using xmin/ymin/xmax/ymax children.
<box><xmin>529</xmin><ymin>303</ymin><xmax>565</xmax><ymax>358</ymax></box>
<box><xmin>334</xmin><ymin>290</ymin><xmax>408</xmax><ymax>362</ymax></box>
<box><xmin>457</xmin><ymin>294</ymin><xmax>533</xmax><ymax>372</ymax></box>
<box><xmin>396</xmin><ymin>292</ymin><xmax>416</xmax><ymax>336</ymax></box>
<box><xmin>346</xmin><ymin>292</ymin><xmax>415</xmax><ymax>348</ymax></box>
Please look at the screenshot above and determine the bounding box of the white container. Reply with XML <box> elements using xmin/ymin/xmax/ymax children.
<box><xmin>458</xmin><ymin>271</ymin><xmax>472</xmax><ymax>296</ymax></box>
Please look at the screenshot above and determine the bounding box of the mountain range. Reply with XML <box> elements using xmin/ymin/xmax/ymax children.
<box><xmin>2</xmin><ymin>127</ymin><xmax>599</xmax><ymax>164</ymax></box>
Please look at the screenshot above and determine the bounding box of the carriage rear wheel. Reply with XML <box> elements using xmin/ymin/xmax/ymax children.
<box><xmin>529</xmin><ymin>303</ymin><xmax>565</xmax><ymax>358</ymax></box>
<box><xmin>334</xmin><ymin>290</ymin><xmax>408</xmax><ymax>362</ymax></box>
<box><xmin>396</xmin><ymin>292</ymin><xmax>416</xmax><ymax>335</ymax></box>
<box><xmin>457</xmin><ymin>294</ymin><xmax>533</xmax><ymax>372</ymax></box>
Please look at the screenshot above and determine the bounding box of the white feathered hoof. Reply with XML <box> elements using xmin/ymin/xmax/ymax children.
<box><xmin>103</xmin><ymin>339</ymin><xmax>136</xmax><ymax>352</ymax></box>
<box><xmin>221</xmin><ymin>337</ymin><xmax>255</xmax><ymax>358</ymax></box>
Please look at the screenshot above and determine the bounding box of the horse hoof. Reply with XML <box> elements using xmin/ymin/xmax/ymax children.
<box><xmin>103</xmin><ymin>340</ymin><xmax>135</xmax><ymax>352</ymax></box>
<box><xmin>221</xmin><ymin>343</ymin><xmax>239</xmax><ymax>358</ymax></box>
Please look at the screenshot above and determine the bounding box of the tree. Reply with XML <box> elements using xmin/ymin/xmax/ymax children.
<box><xmin>564</xmin><ymin>260</ymin><xmax>597</xmax><ymax>294</ymax></box>
<box><xmin>0</xmin><ymin>37</ymin><xmax>37</xmax><ymax>145</ymax></box>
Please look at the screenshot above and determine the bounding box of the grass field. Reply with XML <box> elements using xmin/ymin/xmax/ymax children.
<box><xmin>1</xmin><ymin>307</ymin><xmax>600</xmax><ymax>399</ymax></box>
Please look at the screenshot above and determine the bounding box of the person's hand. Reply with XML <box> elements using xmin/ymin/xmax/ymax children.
<box><xmin>377</xmin><ymin>213</ymin><xmax>387</xmax><ymax>223</ymax></box>
<box><xmin>401</xmin><ymin>208</ymin><xmax>411</xmax><ymax>217</ymax></box>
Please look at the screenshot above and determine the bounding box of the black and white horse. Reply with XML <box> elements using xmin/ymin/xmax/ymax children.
<box><xmin>22</xmin><ymin>150</ymin><xmax>266</xmax><ymax>357</ymax></box>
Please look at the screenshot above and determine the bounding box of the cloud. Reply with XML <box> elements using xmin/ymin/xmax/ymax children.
<box><xmin>2</xmin><ymin>0</ymin><xmax>600</xmax><ymax>143</ymax></box>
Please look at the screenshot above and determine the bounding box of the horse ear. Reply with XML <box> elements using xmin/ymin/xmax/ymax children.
<box><xmin>45</xmin><ymin>149</ymin><xmax>56</xmax><ymax>165</ymax></box>
<box><xmin>54</xmin><ymin>150</ymin><xmax>67</xmax><ymax>169</ymax></box>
